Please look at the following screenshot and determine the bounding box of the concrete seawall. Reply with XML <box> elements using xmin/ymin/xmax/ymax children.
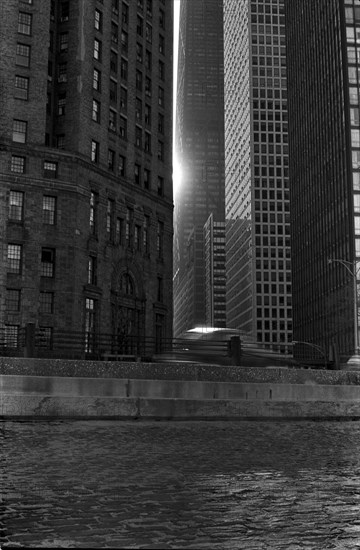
<box><xmin>2</xmin><ymin>358</ymin><xmax>360</xmax><ymax>420</ymax></box>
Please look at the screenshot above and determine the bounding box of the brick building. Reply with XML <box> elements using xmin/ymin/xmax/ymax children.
<box><xmin>0</xmin><ymin>0</ymin><xmax>173</xmax><ymax>356</ymax></box>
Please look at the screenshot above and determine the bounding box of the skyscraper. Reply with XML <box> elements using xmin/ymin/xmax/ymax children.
<box><xmin>286</xmin><ymin>0</ymin><xmax>360</xmax><ymax>362</ymax></box>
<box><xmin>223</xmin><ymin>0</ymin><xmax>292</xmax><ymax>350</ymax></box>
<box><xmin>0</xmin><ymin>0</ymin><xmax>173</xmax><ymax>354</ymax></box>
<box><xmin>173</xmin><ymin>0</ymin><xmax>226</xmax><ymax>336</ymax></box>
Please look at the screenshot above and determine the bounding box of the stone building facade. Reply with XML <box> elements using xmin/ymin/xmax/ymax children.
<box><xmin>0</xmin><ymin>0</ymin><xmax>173</xmax><ymax>355</ymax></box>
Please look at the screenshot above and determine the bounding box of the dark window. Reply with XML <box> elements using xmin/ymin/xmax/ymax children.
<box><xmin>14</xmin><ymin>75</ymin><xmax>29</xmax><ymax>100</ymax></box>
<box><xmin>40</xmin><ymin>291</ymin><xmax>54</xmax><ymax>314</ymax></box>
<box><xmin>43</xmin><ymin>195</ymin><xmax>56</xmax><ymax>225</ymax></box>
<box><xmin>11</xmin><ymin>155</ymin><xmax>25</xmax><ymax>173</ymax></box>
<box><xmin>157</xmin><ymin>176</ymin><xmax>164</xmax><ymax>196</ymax></box>
<box><xmin>88</xmin><ymin>256</ymin><xmax>97</xmax><ymax>285</ymax></box>
<box><xmin>9</xmin><ymin>191</ymin><xmax>24</xmax><ymax>221</ymax></box>
<box><xmin>12</xmin><ymin>119</ymin><xmax>27</xmax><ymax>143</ymax></box>
<box><xmin>59</xmin><ymin>32</ymin><xmax>68</xmax><ymax>52</ymax></box>
<box><xmin>90</xmin><ymin>191</ymin><xmax>98</xmax><ymax>234</ymax></box>
<box><xmin>41</xmin><ymin>248</ymin><xmax>55</xmax><ymax>277</ymax></box>
<box><xmin>91</xmin><ymin>140</ymin><xmax>99</xmax><ymax>163</ymax></box>
<box><xmin>7</xmin><ymin>244</ymin><xmax>22</xmax><ymax>274</ymax></box>
<box><xmin>119</xmin><ymin>154</ymin><xmax>126</xmax><ymax>177</ymax></box>
<box><xmin>120</xmin><ymin>58</ymin><xmax>128</xmax><ymax>79</ymax></box>
<box><xmin>18</xmin><ymin>12</ymin><xmax>32</xmax><ymax>35</ymax></box>
<box><xmin>16</xmin><ymin>43</ymin><xmax>30</xmax><ymax>66</ymax></box>
<box><xmin>119</xmin><ymin>116</ymin><xmax>127</xmax><ymax>139</ymax></box>
<box><xmin>108</xmin><ymin>149</ymin><xmax>115</xmax><ymax>171</ymax></box>
<box><xmin>144</xmin><ymin>168</ymin><xmax>150</xmax><ymax>190</ymax></box>
<box><xmin>44</xmin><ymin>161</ymin><xmax>57</xmax><ymax>178</ymax></box>
<box><xmin>6</xmin><ymin>289</ymin><xmax>21</xmax><ymax>312</ymax></box>
<box><xmin>61</xmin><ymin>1</ymin><xmax>70</xmax><ymax>21</ymax></box>
<box><xmin>135</xmin><ymin>163</ymin><xmax>141</xmax><ymax>185</ymax></box>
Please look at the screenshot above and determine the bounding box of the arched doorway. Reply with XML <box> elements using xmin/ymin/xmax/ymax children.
<box><xmin>111</xmin><ymin>269</ymin><xmax>145</xmax><ymax>356</ymax></box>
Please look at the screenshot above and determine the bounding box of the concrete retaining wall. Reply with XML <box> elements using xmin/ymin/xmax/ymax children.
<box><xmin>2</xmin><ymin>373</ymin><xmax>360</xmax><ymax>420</ymax></box>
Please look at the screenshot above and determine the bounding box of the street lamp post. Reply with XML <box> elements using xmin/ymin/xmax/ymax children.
<box><xmin>292</xmin><ymin>340</ymin><xmax>327</xmax><ymax>369</ymax></box>
<box><xmin>328</xmin><ymin>258</ymin><xmax>359</xmax><ymax>358</ymax></box>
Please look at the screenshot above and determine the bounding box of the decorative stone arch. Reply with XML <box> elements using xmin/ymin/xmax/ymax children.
<box><xmin>110</xmin><ymin>259</ymin><xmax>146</xmax><ymax>355</ymax></box>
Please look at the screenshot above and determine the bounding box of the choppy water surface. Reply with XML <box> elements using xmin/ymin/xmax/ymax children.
<box><xmin>2</xmin><ymin>420</ymin><xmax>360</xmax><ymax>548</ymax></box>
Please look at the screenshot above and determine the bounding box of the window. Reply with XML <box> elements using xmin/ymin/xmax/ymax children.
<box><xmin>93</xmin><ymin>68</ymin><xmax>101</xmax><ymax>90</ymax></box>
<box><xmin>44</xmin><ymin>161</ymin><xmax>57</xmax><ymax>178</ymax></box>
<box><xmin>137</xmin><ymin>15</ymin><xmax>143</xmax><ymax>36</ymax></box>
<box><xmin>143</xmin><ymin>215</ymin><xmax>150</xmax><ymax>252</ymax></box>
<box><xmin>59</xmin><ymin>32</ymin><xmax>68</xmax><ymax>52</ymax></box>
<box><xmin>116</xmin><ymin>217</ymin><xmax>123</xmax><ymax>244</ymax></box>
<box><xmin>145</xmin><ymin>50</ymin><xmax>152</xmax><ymax>70</ymax></box>
<box><xmin>38</xmin><ymin>327</ymin><xmax>53</xmax><ymax>349</ymax></box>
<box><xmin>159</xmin><ymin>35</ymin><xmax>164</xmax><ymax>54</ymax></box>
<box><xmin>159</xmin><ymin>60</ymin><xmax>164</xmax><ymax>80</ymax></box>
<box><xmin>108</xmin><ymin>149</ymin><xmax>115</xmax><ymax>171</ymax></box>
<box><xmin>58</xmin><ymin>93</ymin><xmax>66</xmax><ymax>115</ymax></box>
<box><xmin>145</xmin><ymin>76</ymin><xmax>151</xmax><ymax>97</ymax></box>
<box><xmin>94</xmin><ymin>39</ymin><xmax>101</xmax><ymax>61</ymax></box>
<box><xmin>135</xmin><ymin>126</ymin><xmax>142</xmax><ymax>148</ymax></box>
<box><xmin>144</xmin><ymin>132</ymin><xmax>151</xmax><ymax>153</ymax></box>
<box><xmin>144</xmin><ymin>168</ymin><xmax>150</xmax><ymax>190</ymax></box>
<box><xmin>41</xmin><ymin>248</ymin><xmax>55</xmax><ymax>277</ymax></box>
<box><xmin>137</xmin><ymin>42</ymin><xmax>143</xmax><ymax>63</ymax></box>
<box><xmin>134</xmin><ymin>224</ymin><xmax>141</xmax><ymax>250</ymax></box>
<box><xmin>119</xmin><ymin>154</ymin><xmax>126</xmax><ymax>177</ymax></box>
<box><xmin>109</xmin><ymin>79</ymin><xmax>117</xmax><ymax>103</ymax></box>
<box><xmin>90</xmin><ymin>191</ymin><xmax>98</xmax><ymax>234</ymax></box>
<box><xmin>14</xmin><ymin>76</ymin><xmax>29</xmax><ymax>100</ymax></box>
<box><xmin>109</xmin><ymin>109</ymin><xmax>117</xmax><ymax>132</ymax></box>
<box><xmin>57</xmin><ymin>134</ymin><xmax>65</xmax><ymax>148</ymax></box>
<box><xmin>12</xmin><ymin>120</ymin><xmax>27</xmax><ymax>143</ymax></box>
<box><xmin>157</xmin><ymin>176</ymin><xmax>164</xmax><ymax>196</ymax></box>
<box><xmin>106</xmin><ymin>199</ymin><xmax>115</xmax><ymax>239</ymax></box>
<box><xmin>120</xmin><ymin>29</ymin><xmax>127</xmax><ymax>49</ymax></box>
<box><xmin>4</xmin><ymin>325</ymin><xmax>19</xmax><ymax>348</ymax></box>
<box><xmin>120</xmin><ymin>58</ymin><xmax>128</xmax><ymax>79</ymax></box>
<box><xmin>158</xmin><ymin>140</ymin><xmax>164</xmax><ymax>161</ymax></box>
<box><xmin>6</xmin><ymin>289</ymin><xmax>21</xmax><ymax>312</ymax></box>
<box><xmin>112</xmin><ymin>0</ymin><xmax>119</xmax><ymax>15</ymax></box>
<box><xmin>92</xmin><ymin>99</ymin><xmax>100</xmax><ymax>122</ymax></box>
<box><xmin>122</xmin><ymin>2</ymin><xmax>128</xmax><ymax>25</ymax></box>
<box><xmin>43</xmin><ymin>195</ymin><xmax>56</xmax><ymax>225</ymax></box>
<box><xmin>126</xmin><ymin>207</ymin><xmax>133</xmax><ymax>247</ymax></box>
<box><xmin>157</xmin><ymin>221</ymin><xmax>164</xmax><ymax>259</ymax></box>
<box><xmin>120</xmin><ymin>87</ymin><xmax>127</xmax><ymax>111</ymax></box>
<box><xmin>158</xmin><ymin>113</ymin><xmax>164</xmax><ymax>134</ymax></box>
<box><xmin>60</xmin><ymin>0</ymin><xmax>69</xmax><ymax>20</ymax></box>
<box><xmin>18</xmin><ymin>12</ymin><xmax>32</xmax><ymax>35</ymax></box>
<box><xmin>135</xmin><ymin>163</ymin><xmax>141</xmax><ymax>185</ymax></box>
<box><xmin>159</xmin><ymin>8</ymin><xmax>165</xmax><ymax>29</ymax></box>
<box><xmin>136</xmin><ymin>70</ymin><xmax>143</xmax><ymax>91</ymax></box>
<box><xmin>88</xmin><ymin>256</ymin><xmax>97</xmax><ymax>285</ymax></box>
<box><xmin>146</xmin><ymin>0</ymin><xmax>152</xmax><ymax>17</ymax></box>
<box><xmin>110</xmin><ymin>50</ymin><xmax>118</xmax><ymax>74</ymax></box>
<box><xmin>145</xmin><ymin>104</ymin><xmax>151</xmax><ymax>125</ymax></box>
<box><xmin>91</xmin><ymin>140</ymin><xmax>99</xmax><ymax>163</ymax></box>
<box><xmin>8</xmin><ymin>244</ymin><xmax>22</xmax><ymax>274</ymax></box>
<box><xmin>11</xmin><ymin>155</ymin><xmax>25</xmax><ymax>173</ymax></box>
<box><xmin>157</xmin><ymin>276</ymin><xmax>163</xmax><ymax>302</ymax></box>
<box><xmin>40</xmin><ymin>292</ymin><xmax>54</xmax><ymax>314</ymax></box>
<box><xmin>58</xmin><ymin>62</ymin><xmax>67</xmax><ymax>82</ymax></box>
<box><xmin>16</xmin><ymin>43</ymin><xmax>30</xmax><ymax>66</ymax></box>
<box><xmin>146</xmin><ymin>23</ymin><xmax>152</xmax><ymax>43</ymax></box>
<box><xmin>158</xmin><ymin>86</ymin><xmax>164</xmax><ymax>106</ymax></box>
<box><xmin>119</xmin><ymin>116</ymin><xmax>127</xmax><ymax>139</ymax></box>
<box><xmin>9</xmin><ymin>191</ymin><xmax>24</xmax><ymax>221</ymax></box>
<box><xmin>94</xmin><ymin>9</ymin><xmax>102</xmax><ymax>31</ymax></box>
<box><xmin>85</xmin><ymin>298</ymin><xmax>97</xmax><ymax>352</ymax></box>
<box><xmin>135</xmin><ymin>98</ymin><xmax>142</xmax><ymax>121</ymax></box>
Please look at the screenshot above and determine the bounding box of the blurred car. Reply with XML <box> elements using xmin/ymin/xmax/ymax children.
<box><xmin>154</xmin><ymin>326</ymin><xmax>296</xmax><ymax>367</ymax></box>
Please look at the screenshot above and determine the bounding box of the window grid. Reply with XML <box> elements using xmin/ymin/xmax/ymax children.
<box><xmin>9</xmin><ymin>191</ymin><xmax>24</xmax><ymax>221</ymax></box>
<box><xmin>6</xmin><ymin>289</ymin><xmax>21</xmax><ymax>312</ymax></box>
<box><xmin>39</xmin><ymin>292</ymin><xmax>54</xmax><ymax>314</ymax></box>
<box><xmin>7</xmin><ymin>244</ymin><xmax>22</xmax><ymax>274</ymax></box>
<box><xmin>11</xmin><ymin>155</ymin><xmax>25</xmax><ymax>173</ymax></box>
<box><xmin>43</xmin><ymin>196</ymin><xmax>56</xmax><ymax>225</ymax></box>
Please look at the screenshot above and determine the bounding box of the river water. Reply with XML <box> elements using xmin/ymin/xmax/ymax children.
<box><xmin>2</xmin><ymin>420</ymin><xmax>360</xmax><ymax>548</ymax></box>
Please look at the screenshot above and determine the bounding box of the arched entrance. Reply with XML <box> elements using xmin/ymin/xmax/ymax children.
<box><xmin>111</xmin><ymin>268</ymin><xmax>145</xmax><ymax>356</ymax></box>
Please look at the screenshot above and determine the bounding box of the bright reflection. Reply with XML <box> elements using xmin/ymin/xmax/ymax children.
<box><xmin>173</xmin><ymin>154</ymin><xmax>183</xmax><ymax>197</ymax></box>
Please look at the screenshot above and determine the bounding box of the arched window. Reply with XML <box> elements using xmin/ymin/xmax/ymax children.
<box><xmin>121</xmin><ymin>272</ymin><xmax>134</xmax><ymax>295</ymax></box>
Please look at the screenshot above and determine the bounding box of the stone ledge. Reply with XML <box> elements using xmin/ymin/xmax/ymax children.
<box><xmin>1</xmin><ymin>357</ymin><xmax>360</xmax><ymax>385</ymax></box>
